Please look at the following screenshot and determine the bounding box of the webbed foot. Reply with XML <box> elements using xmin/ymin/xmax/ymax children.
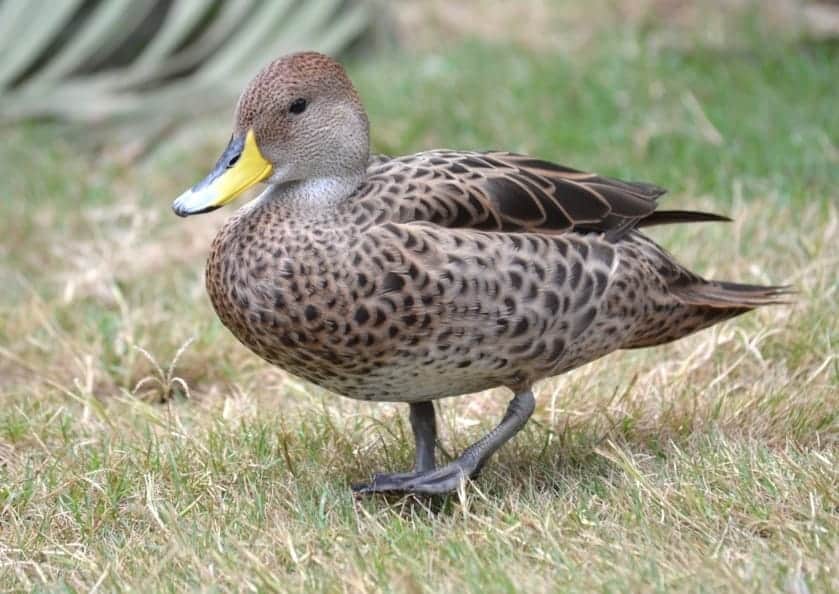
<box><xmin>352</xmin><ymin>461</ymin><xmax>474</xmax><ymax>495</ymax></box>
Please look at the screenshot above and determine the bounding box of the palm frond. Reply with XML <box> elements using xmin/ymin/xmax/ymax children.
<box><xmin>0</xmin><ymin>0</ymin><xmax>374</xmax><ymax>124</ymax></box>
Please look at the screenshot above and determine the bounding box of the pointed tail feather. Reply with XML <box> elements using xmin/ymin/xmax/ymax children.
<box><xmin>624</xmin><ymin>280</ymin><xmax>793</xmax><ymax>349</ymax></box>
<box><xmin>638</xmin><ymin>210</ymin><xmax>732</xmax><ymax>228</ymax></box>
<box><xmin>671</xmin><ymin>280</ymin><xmax>796</xmax><ymax>308</ymax></box>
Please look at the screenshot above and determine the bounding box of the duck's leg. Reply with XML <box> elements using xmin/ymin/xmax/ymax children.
<box><xmin>352</xmin><ymin>402</ymin><xmax>438</xmax><ymax>489</ymax></box>
<box><xmin>409</xmin><ymin>401</ymin><xmax>437</xmax><ymax>472</ymax></box>
<box><xmin>354</xmin><ymin>388</ymin><xmax>535</xmax><ymax>495</ymax></box>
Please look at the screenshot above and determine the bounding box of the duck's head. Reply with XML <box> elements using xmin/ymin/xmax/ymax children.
<box><xmin>173</xmin><ymin>51</ymin><xmax>369</xmax><ymax>217</ymax></box>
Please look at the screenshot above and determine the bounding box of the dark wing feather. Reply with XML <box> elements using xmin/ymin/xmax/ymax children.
<box><xmin>636</xmin><ymin>210</ymin><xmax>732</xmax><ymax>227</ymax></box>
<box><xmin>359</xmin><ymin>151</ymin><xmax>725</xmax><ymax>237</ymax></box>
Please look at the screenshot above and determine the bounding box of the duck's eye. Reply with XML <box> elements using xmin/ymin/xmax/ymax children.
<box><xmin>289</xmin><ymin>98</ymin><xmax>307</xmax><ymax>114</ymax></box>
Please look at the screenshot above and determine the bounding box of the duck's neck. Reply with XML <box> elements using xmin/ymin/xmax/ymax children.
<box><xmin>258</xmin><ymin>173</ymin><xmax>365</xmax><ymax>215</ymax></box>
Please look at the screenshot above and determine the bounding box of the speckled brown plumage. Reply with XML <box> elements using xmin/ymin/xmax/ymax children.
<box><xmin>179</xmin><ymin>52</ymin><xmax>790</xmax><ymax>494</ymax></box>
<box><xmin>205</xmin><ymin>148</ymin><xmax>785</xmax><ymax>402</ymax></box>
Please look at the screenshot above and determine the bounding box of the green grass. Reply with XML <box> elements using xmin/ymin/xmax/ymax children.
<box><xmin>1</xmin><ymin>16</ymin><xmax>838</xmax><ymax>594</ymax></box>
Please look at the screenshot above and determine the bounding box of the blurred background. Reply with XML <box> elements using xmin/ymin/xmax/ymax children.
<box><xmin>1</xmin><ymin>0</ymin><xmax>837</xmax><ymax>140</ymax></box>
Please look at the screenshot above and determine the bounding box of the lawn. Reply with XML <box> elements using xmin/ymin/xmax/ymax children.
<box><xmin>1</xmin><ymin>10</ymin><xmax>837</xmax><ymax>594</ymax></box>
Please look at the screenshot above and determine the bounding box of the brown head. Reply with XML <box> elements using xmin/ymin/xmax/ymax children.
<box><xmin>173</xmin><ymin>52</ymin><xmax>370</xmax><ymax>216</ymax></box>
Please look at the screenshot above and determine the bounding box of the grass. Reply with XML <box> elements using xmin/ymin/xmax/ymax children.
<box><xmin>1</xmin><ymin>11</ymin><xmax>838</xmax><ymax>594</ymax></box>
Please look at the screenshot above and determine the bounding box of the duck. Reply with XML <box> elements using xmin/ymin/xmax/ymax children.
<box><xmin>172</xmin><ymin>51</ymin><xmax>790</xmax><ymax>495</ymax></box>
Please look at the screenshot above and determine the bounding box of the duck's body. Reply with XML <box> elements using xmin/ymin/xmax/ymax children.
<box><xmin>207</xmin><ymin>150</ymin><xmax>765</xmax><ymax>405</ymax></box>
<box><xmin>174</xmin><ymin>53</ymin><xmax>789</xmax><ymax>494</ymax></box>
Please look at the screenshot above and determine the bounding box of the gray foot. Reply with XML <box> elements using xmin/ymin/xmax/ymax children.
<box><xmin>353</xmin><ymin>388</ymin><xmax>535</xmax><ymax>496</ymax></box>
<box><xmin>352</xmin><ymin>461</ymin><xmax>475</xmax><ymax>495</ymax></box>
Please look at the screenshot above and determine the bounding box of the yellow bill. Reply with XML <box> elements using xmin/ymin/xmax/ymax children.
<box><xmin>172</xmin><ymin>129</ymin><xmax>273</xmax><ymax>217</ymax></box>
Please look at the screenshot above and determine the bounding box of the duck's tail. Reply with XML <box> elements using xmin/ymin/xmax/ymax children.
<box><xmin>624</xmin><ymin>279</ymin><xmax>794</xmax><ymax>349</ymax></box>
<box><xmin>669</xmin><ymin>280</ymin><xmax>795</xmax><ymax>309</ymax></box>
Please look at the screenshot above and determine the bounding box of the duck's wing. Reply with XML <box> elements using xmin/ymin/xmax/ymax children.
<box><xmin>361</xmin><ymin>151</ymin><xmax>727</xmax><ymax>239</ymax></box>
